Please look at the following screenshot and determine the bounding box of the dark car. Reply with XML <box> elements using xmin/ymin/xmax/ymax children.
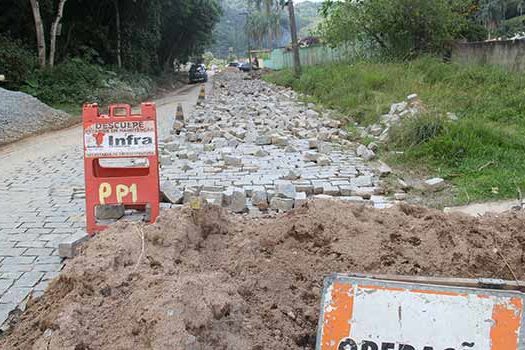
<box><xmin>189</xmin><ymin>64</ymin><xmax>208</xmax><ymax>83</ymax></box>
<box><xmin>238</xmin><ymin>62</ymin><xmax>252</xmax><ymax>72</ymax></box>
<box><xmin>228</xmin><ymin>62</ymin><xmax>239</xmax><ymax>68</ymax></box>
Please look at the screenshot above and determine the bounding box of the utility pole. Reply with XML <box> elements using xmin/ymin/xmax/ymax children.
<box><xmin>286</xmin><ymin>0</ymin><xmax>301</xmax><ymax>77</ymax></box>
<box><xmin>240</xmin><ymin>12</ymin><xmax>252</xmax><ymax>62</ymax></box>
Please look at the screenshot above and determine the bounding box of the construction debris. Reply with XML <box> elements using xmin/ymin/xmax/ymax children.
<box><xmin>158</xmin><ymin>72</ymin><xmax>391</xmax><ymax>213</ymax></box>
<box><xmin>3</xmin><ymin>201</ymin><xmax>525</xmax><ymax>349</ymax></box>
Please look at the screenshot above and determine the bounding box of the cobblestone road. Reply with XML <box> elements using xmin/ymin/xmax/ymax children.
<box><xmin>0</xmin><ymin>72</ymin><xmax>394</xmax><ymax>328</ymax></box>
<box><xmin>0</xmin><ymin>82</ymin><xmax>208</xmax><ymax>327</ymax></box>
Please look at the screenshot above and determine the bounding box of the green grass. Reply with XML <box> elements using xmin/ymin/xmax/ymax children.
<box><xmin>265</xmin><ymin>58</ymin><xmax>525</xmax><ymax>203</ymax></box>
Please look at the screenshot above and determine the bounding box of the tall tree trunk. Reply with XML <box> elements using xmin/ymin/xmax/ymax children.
<box><xmin>29</xmin><ymin>0</ymin><xmax>46</xmax><ymax>67</ymax></box>
<box><xmin>287</xmin><ymin>0</ymin><xmax>301</xmax><ymax>77</ymax></box>
<box><xmin>266</xmin><ymin>1</ymin><xmax>272</xmax><ymax>49</ymax></box>
<box><xmin>49</xmin><ymin>0</ymin><xmax>68</xmax><ymax>67</ymax></box>
<box><xmin>114</xmin><ymin>0</ymin><xmax>122</xmax><ymax>69</ymax></box>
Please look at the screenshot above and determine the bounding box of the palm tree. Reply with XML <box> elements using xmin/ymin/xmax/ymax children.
<box><xmin>247</xmin><ymin>0</ymin><xmax>282</xmax><ymax>49</ymax></box>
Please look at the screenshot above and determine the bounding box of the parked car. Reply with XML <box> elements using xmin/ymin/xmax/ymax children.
<box><xmin>228</xmin><ymin>62</ymin><xmax>239</xmax><ymax>68</ymax></box>
<box><xmin>189</xmin><ymin>64</ymin><xmax>208</xmax><ymax>83</ymax></box>
<box><xmin>238</xmin><ymin>62</ymin><xmax>252</xmax><ymax>72</ymax></box>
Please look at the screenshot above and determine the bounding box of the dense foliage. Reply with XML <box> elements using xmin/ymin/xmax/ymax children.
<box><xmin>0</xmin><ymin>0</ymin><xmax>222</xmax><ymax>74</ymax></box>
<box><xmin>0</xmin><ymin>35</ymin><xmax>37</xmax><ymax>88</ymax></box>
<box><xmin>318</xmin><ymin>0</ymin><xmax>487</xmax><ymax>58</ymax></box>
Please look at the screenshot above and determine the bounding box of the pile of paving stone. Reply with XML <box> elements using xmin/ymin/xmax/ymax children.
<box><xmin>359</xmin><ymin>93</ymin><xmax>459</xmax><ymax>144</ymax></box>
<box><xmin>360</xmin><ymin>93</ymin><xmax>423</xmax><ymax>143</ymax></box>
<box><xmin>0</xmin><ymin>88</ymin><xmax>76</xmax><ymax>146</ymax></box>
<box><xmin>159</xmin><ymin>71</ymin><xmax>392</xmax><ymax>214</ymax></box>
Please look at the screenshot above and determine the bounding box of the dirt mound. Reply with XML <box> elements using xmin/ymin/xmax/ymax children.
<box><xmin>2</xmin><ymin>200</ymin><xmax>525</xmax><ymax>349</ymax></box>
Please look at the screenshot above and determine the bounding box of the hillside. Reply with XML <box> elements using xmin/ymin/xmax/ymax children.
<box><xmin>209</xmin><ymin>0</ymin><xmax>322</xmax><ymax>58</ymax></box>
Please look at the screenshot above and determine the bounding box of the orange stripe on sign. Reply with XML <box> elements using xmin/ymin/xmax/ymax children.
<box><xmin>359</xmin><ymin>285</ymin><xmax>406</xmax><ymax>292</ymax></box>
<box><xmin>410</xmin><ymin>289</ymin><xmax>467</xmax><ymax>298</ymax></box>
<box><xmin>491</xmin><ymin>297</ymin><xmax>523</xmax><ymax>350</ymax></box>
<box><xmin>320</xmin><ymin>282</ymin><xmax>354</xmax><ymax>350</ymax></box>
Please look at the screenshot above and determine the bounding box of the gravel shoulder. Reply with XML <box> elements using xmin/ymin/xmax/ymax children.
<box><xmin>0</xmin><ymin>88</ymin><xmax>79</xmax><ymax>147</ymax></box>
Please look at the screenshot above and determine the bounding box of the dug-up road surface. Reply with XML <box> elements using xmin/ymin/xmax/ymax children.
<box><xmin>0</xmin><ymin>80</ymin><xmax>211</xmax><ymax>326</ymax></box>
<box><xmin>0</xmin><ymin>70</ymin><xmax>392</xmax><ymax>328</ymax></box>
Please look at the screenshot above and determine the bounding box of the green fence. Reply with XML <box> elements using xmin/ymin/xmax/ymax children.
<box><xmin>263</xmin><ymin>44</ymin><xmax>362</xmax><ymax>70</ymax></box>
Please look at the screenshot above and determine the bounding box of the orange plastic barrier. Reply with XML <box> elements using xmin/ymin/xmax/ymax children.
<box><xmin>83</xmin><ymin>103</ymin><xmax>160</xmax><ymax>235</ymax></box>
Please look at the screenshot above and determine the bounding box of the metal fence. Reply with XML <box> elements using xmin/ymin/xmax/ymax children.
<box><xmin>262</xmin><ymin>44</ymin><xmax>362</xmax><ymax>70</ymax></box>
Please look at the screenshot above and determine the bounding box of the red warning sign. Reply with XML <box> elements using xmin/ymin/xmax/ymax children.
<box><xmin>83</xmin><ymin>103</ymin><xmax>160</xmax><ymax>235</ymax></box>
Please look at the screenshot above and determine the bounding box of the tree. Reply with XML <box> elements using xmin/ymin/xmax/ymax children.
<box><xmin>285</xmin><ymin>0</ymin><xmax>301</xmax><ymax>76</ymax></box>
<box><xmin>319</xmin><ymin>0</ymin><xmax>476</xmax><ymax>58</ymax></box>
<box><xmin>518</xmin><ymin>0</ymin><xmax>525</xmax><ymax>15</ymax></box>
<box><xmin>29</xmin><ymin>0</ymin><xmax>46</xmax><ymax>67</ymax></box>
<box><xmin>246</xmin><ymin>0</ymin><xmax>283</xmax><ymax>49</ymax></box>
<box><xmin>114</xmin><ymin>0</ymin><xmax>122</xmax><ymax>68</ymax></box>
<box><xmin>4</xmin><ymin>0</ymin><xmax>222</xmax><ymax>72</ymax></box>
<box><xmin>49</xmin><ymin>0</ymin><xmax>67</xmax><ymax>67</ymax></box>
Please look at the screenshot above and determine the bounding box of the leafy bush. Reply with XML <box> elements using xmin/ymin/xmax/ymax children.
<box><xmin>20</xmin><ymin>58</ymin><xmax>155</xmax><ymax>107</ymax></box>
<box><xmin>0</xmin><ymin>35</ymin><xmax>36</xmax><ymax>88</ymax></box>
<box><xmin>497</xmin><ymin>15</ymin><xmax>525</xmax><ymax>38</ymax></box>
<box><xmin>318</xmin><ymin>0</ymin><xmax>477</xmax><ymax>58</ymax></box>
<box><xmin>22</xmin><ymin>58</ymin><xmax>106</xmax><ymax>105</ymax></box>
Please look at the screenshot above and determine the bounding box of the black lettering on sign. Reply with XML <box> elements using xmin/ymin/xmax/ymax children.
<box><xmin>338</xmin><ymin>338</ymin><xmax>358</xmax><ymax>350</ymax></box>
<box><xmin>422</xmin><ymin>347</ymin><xmax>434</xmax><ymax>350</ymax></box>
<box><xmin>362</xmin><ymin>340</ymin><xmax>378</xmax><ymax>350</ymax></box>
<box><xmin>142</xmin><ymin>137</ymin><xmax>153</xmax><ymax>145</ymax></box>
<box><xmin>116</xmin><ymin>137</ymin><xmax>127</xmax><ymax>146</ymax></box>
<box><xmin>382</xmin><ymin>343</ymin><xmax>395</xmax><ymax>350</ymax></box>
<box><xmin>461</xmin><ymin>343</ymin><xmax>475</xmax><ymax>348</ymax></box>
<box><xmin>399</xmin><ymin>345</ymin><xmax>415</xmax><ymax>350</ymax></box>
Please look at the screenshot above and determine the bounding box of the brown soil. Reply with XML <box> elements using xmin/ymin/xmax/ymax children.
<box><xmin>2</xmin><ymin>200</ymin><xmax>525</xmax><ymax>350</ymax></box>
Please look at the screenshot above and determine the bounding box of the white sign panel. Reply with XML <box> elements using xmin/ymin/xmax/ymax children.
<box><xmin>84</xmin><ymin>120</ymin><xmax>156</xmax><ymax>157</ymax></box>
<box><xmin>317</xmin><ymin>275</ymin><xmax>525</xmax><ymax>350</ymax></box>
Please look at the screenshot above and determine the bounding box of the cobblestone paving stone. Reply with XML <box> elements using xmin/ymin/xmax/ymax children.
<box><xmin>0</xmin><ymin>72</ymin><xmax>396</xmax><ymax>327</ymax></box>
<box><xmin>0</xmin><ymin>148</ymin><xmax>85</xmax><ymax>325</ymax></box>
<box><xmin>0</xmin><ymin>82</ymin><xmax>209</xmax><ymax>327</ymax></box>
<box><xmin>159</xmin><ymin>72</ymin><xmax>392</xmax><ymax>214</ymax></box>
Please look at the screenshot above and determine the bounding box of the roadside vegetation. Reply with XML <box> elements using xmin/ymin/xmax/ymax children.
<box><xmin>0</xmin><ymin>0</ymin><xmax>222</xmax><ymax>112</ymax></box>
<box><xmin>267</xmin><ymin>57</ymin><xmax>525</xmax><ymax>204</ymax></box>
<box><xmin>265</xmin><ymin>0</ymin><xmax>525</xmax><ymax>204</ymax></box>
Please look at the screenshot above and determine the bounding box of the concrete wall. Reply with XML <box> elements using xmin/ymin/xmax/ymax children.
<box><xmin>452</xmin><ymin>39</ymin><xmax>525</xmax><ymax>71</ymax></box>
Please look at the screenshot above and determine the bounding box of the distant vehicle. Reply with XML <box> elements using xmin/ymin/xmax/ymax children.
<box><xmin>238</xmin><ymin>62</ymin><xmax>252</xmax><ymax>72</ymax></box>
<box><xmin>228</xmin><ymin>62</ymin><xmax>239</xmax><ymax>68</ymax></box>
<box><xmin>189</xmin><ymin>64</ymin><xmax>208</xmax><ymax>83</ymax></box>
